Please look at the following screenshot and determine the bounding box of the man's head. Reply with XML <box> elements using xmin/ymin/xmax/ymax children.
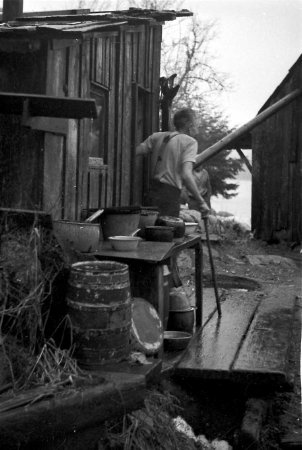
<box><xmin>173</xmin><ymin>108</ymin><xmax>198</xmax><ymax>136</ymax></box>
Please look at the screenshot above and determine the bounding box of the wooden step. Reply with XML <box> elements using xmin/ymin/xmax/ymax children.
<box><xmin>176</xmin><ymin>291</ymin><xmax>260</xmax><ymax>379</ymax></box>
<box><xmin>232</xmin><ymin>285</ymin><xmax>296</xmax><ymax>385</ymax></box>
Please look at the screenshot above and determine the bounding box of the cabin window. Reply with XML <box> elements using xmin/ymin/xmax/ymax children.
<box><xmin>89</xmin><ymin>36</ymin><xmax>112</xmax><ymax>163</ymax></box>
<box><xmin>90</xmin><ymin>37</ymin><xmax>111</xmax><ymax>89</ymax></box>
<box><xmin>90</xmin><ymin>82</ymin><xmax>108</xmax><ymax>162</ymax></box>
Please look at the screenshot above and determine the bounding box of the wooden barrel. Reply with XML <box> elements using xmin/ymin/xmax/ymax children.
<box><xmin>67</xmin><ymin>261</ymin><xmax>131</xmax><ymax>369</ymax></box>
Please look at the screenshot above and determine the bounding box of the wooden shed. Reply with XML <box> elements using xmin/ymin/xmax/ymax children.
<box><xmin>0</xmin><ymin>8</ymin><xmax>192</xmax><ymax>220</ymax></box>
<box><xmin>251</xmin><ymin>55</ymin><xmax>302</xmax><ymax>244</ymax></box>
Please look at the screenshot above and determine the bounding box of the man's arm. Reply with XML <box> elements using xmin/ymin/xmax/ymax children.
<box><xmin>182</xmin><ymin>162</ymin><xmax>210</xmax><ymax>216</ymax></box>
<box><xmin>136</xmin><ymin>143</ymin><xmax>148</xmax><ymax>156</ymax></box>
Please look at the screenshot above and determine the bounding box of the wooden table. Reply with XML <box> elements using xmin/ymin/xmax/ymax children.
<box><xmin>93</xmin><ymin>234</ymin><xmax>203</xmax><ymax>328</ymax></box>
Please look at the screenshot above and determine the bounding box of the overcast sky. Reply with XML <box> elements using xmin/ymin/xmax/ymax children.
<box><xmin>2</xmin><ymin>0</ymin><xmax>301</xmax><ymax>128</ymax></box>
<box><xmin>182</xmin><ymin>0</ymin><xmax>301</xmax><ymax>127</ymax></box>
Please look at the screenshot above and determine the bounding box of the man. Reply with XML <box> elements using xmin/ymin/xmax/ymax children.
<box><xmin>136</xmin><ymin>108</ymin><xmax>210</xmax><ymax>218</ymax></box>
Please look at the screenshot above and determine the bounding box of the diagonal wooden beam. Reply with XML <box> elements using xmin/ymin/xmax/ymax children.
<box><xmin>236</xmin><ymin>147</ymin><xmax>252</xmax><ymax>173</ymax></box>
<box><xmin>194</xmin><ymin>89</ymin><xmax>302</xmax><ymax>168</ymax></box>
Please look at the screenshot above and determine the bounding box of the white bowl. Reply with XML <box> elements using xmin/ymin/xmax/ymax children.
<box><xmin>108</xmin><ymin>236</ymin><xmax>141</xmax><ymax>251</ymax></box>
<box><xmin>184</xmin><ymin>222</ymin><xmax>198</xmax><ymax>235</ymax></box>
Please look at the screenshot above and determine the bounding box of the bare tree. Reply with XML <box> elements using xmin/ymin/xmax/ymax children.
<box><xmin>161</xmin><ymin>16</ymin><xmax>229</xmax><ymax>111</ymax></box>
<box><xmin>75</xmin><ymin>0</ymin><xmax>128</xmax><ymax>11</ymax></box>
<box><xmin>128</xmin><ymin>0</ymin><xmax>182</xmax><ymax>10</ymax></box>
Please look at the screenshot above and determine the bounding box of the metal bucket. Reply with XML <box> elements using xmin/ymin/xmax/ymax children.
<box><xmin>67</xmin><ymin>261</ymin><xmax>131</xmax><ymax>369</ymax></box>
<box><xmin>167</xmin><ymin>307</ymin><xmax>195</xmax><ymax>333</ymax></box>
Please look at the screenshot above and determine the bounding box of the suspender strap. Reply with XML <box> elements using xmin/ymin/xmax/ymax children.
<box><xmin>152</xmin><ymin>132</ymin><xmax>179</xmax><ymax>179</ymax></box>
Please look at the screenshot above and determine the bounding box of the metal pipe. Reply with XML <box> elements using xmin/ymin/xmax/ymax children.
<box><xmin>194</xmin><ymin>88</ymin><xmax>302</xmax><ymax>168</ymax></box>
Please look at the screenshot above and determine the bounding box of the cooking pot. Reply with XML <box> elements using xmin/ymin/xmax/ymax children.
<box><xmin>167</xmin><ymin>307</ymin><xmax>195</xmax><ymax>333</ymax></box>
<box><xmin>138</xmin><ymin>206</ymin><xmax>159</xmax><ymax>238</ymax></box>
<box><xmin>145</xmin><ymin>226</ymin><xmax>174</xmax><ymax>242</ymax></box>
<box><xmin>155</xmin><ymin>216</ymin><xmax>185</xmax><ymax>239</ymax></box>
<box><xmin>100</xmin><ymin>206</ymin><xmax>141</xmax><ymax>239</ymax></box>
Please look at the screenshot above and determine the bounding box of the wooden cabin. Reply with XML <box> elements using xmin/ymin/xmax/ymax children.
<box><xmin>251</xmin><ymin>55</ymin><xmax>302</xmax><ymax>244</ymax></box>
<box><xmin>0</xmin><ymin>8</ymin><xmax>192</xmax><ymax>220</ymax></box>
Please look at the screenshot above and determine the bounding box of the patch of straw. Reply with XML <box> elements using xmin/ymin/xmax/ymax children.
<box><xmin>103</xmin><ymin>390</ymin><xmax>199</xmax><ymax>450</ymax></box>
<box><xmin>0</xmin><ymin>224</ymin><xmax>85</xmax><ymax>393</ymax></box>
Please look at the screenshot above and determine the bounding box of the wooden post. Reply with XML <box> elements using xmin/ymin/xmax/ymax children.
<box><xmin>236</xmin><ymin>147</ymin><xmax>252</xmax><ymax>173</ymax></box>
<box><xmin>3</xmin><ymin>0</ymin><xmax>23</xmax><ymax>21</ymax></box>
<box><xmin>194</xmin><ymin>89</ymin><xmax>302</xmax><ymax>168</ymax></box>
<box><xmin>195</xmin><ymin>240</ymin><xmax>203</xmax><ymax>327</ymax></box>
<box><xmin>159</xmin><ymin>75</ymin><xmax>180</xmax><ymax>131</ymax></box>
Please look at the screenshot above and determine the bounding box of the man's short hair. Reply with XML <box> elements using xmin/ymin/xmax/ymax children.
<box><xmin>173</xmin><ymin>108</ymin><xmax>196</xmax><ymax>129</ymax></box>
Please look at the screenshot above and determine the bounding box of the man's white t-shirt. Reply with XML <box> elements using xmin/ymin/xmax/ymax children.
<box><xmin>139</xmin><ymin>131</ymin><xmax>197</xmax><ymax>190</ymax></box>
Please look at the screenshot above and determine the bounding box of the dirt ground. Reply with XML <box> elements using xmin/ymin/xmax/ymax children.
<box><xmin>173</xmin><ymin>226</ymin><xmax>302</xmax><ymax>449</ymax></box>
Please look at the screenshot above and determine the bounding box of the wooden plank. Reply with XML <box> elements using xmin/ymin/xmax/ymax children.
<box><xmin>0</xmin><ymin>91</ymin><xmax>97</xmax><ymax>119</ymax></box>
<box><xmin>21</xmin><ymin>9</ymin><xmax>91</xmax><ymax>17</ymax></box>
<box><xmin>233</xmin><ymin>285</ymin><xmax>296</xmax><ymax>380</ymax></box>
<box><xmin>236</xmin><ymin>147</ymin><xmax>252</xmax><ymax>173</ymax></box>
<box><xmin>0</xmin><ymin>208</ymin><xmax>52</xmax><ymax>228</ymax></box>
<box><xmin>64</xmin><ymin>44</ymin><xmax>80</xmax><ymax>220</ymax></box>
<box><xmin>113</xmin><ymin>30</ymin><xmax>124</xmax><ymax>205</ymax></box>
<box><xmin>43</xmin><ymin>42</ymin><xmax>66</xmax><ymax>218</ymax></box>
<box><xmin>99</xmin><ymin>358</ymin><xmax>162</xmax><ymax>386</ymax></box>
<box><xmin>78</xmin><ymin>39</ymin><xmax>90</xmax><ymax>219</ymax></box>
<box><xmin>95</xmin><ymin>240</ymin><xmax>174</xmax><ymax>263</ymax></box>
<box><xmin>0</xmin><ymin>372</ymin><xmax>147</xmax><ymax>446</ymax></box>
<box><xmin>176</xmin><ymin>292</ymin><xmax>259</xmax><ymax>378</ymax></box>
<box><xmin>120</xmin><ymin>30</ymin><xmax>132</xmax><ymax>204</ymax></box>
<box><xmin>25</xmin><ymin>116</ymin><xmax>68</xmax><ymax>134</ymax></box>
<box><xmin>106</xmin><ymin>35</ymin><xmax>116</xmax><ymax>206</ymax></box>
<box><xmin>151</xmin><ymin>25</ymin><xmax>162</xmax><ymax>132</ymax></box>
<box><xmin>43</xmin><ymin>134</ymin><xmax>64</xmax><ymax>219</ymax></box>
<box><xmin>137</xmin><ymin>25</ymin><xmax>145</xmax><ymax>96</ymax></box>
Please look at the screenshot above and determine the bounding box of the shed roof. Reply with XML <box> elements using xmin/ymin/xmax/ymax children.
<box><xmin>0</xmin><ymin>8</ymin><xmax>193</xmax><ymax>39</ymax></box>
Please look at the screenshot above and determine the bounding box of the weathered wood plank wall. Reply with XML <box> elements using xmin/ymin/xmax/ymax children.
<box><xmin>0</xmin><ymin>44</ymin><xmax>46</xmax><ymax>211</ymax></box>
<box><xmin>0</xmin><ymin>21</ymin><xmax>163</xmax><ymax>219</ymax></box>
<box><xmin>251</xmin><ymin>56</ymin><xmax>302</xmax><ymax>243</ymax></box>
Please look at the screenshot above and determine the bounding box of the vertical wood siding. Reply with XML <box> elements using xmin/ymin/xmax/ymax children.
<box><xmin>0</xmin><ymin>45</ymin><xmax>46</xmax><ymax>211</ymax></box>
<box><xmin>252</xmin><ymin>58</ymin><xmax>302</xmax><ymax>243</ymax></box>
<box><xmin>0</xmin><ymin>21</ymin><xmax>164</xmax><ymax>217</ymax></box>
<box><xmin>44</xmin><ymin>43</ymin><xmax>67</xmax><ymax>219</ymax></box>
<box><xmin>78</xmin><ymin>40</ymin><xmax>90</xmax><ymax>219</ymax></box>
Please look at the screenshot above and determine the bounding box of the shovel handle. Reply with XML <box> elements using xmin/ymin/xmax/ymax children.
<box><xmin>203</xmin><ymin>218</ymin><xmax>222</xmax><ymax>317</ymax></box>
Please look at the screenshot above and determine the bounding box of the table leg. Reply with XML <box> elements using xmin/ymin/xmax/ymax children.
<box><xmin>154</xmin><ymin>264</ymin><xmax>165</xmax><ymax>328</ymax></box>
<box><xmin>195</xmin><ymin>241</ymin><xmax>203</xmax><ymax>327</ymax></box>
<box><xmin>154</xmin><ymin>264</ymin><xmax>164</xmax><ymax>358</ymax></box>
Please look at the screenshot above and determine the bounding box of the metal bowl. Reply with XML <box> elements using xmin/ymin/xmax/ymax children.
<box><xmin>108</xmin><ymin>236</ymin><xmax>141</xmax><ymax>251</ymax></box>
<box><xmin>163</xmin><ymin>331</ymin><xmax>192</xmax><ymax>351</ymax></box>
<box><xmin>144</xmin><ymin>226</ymin><xmax>174</xmax><ymax>242</ymax></box>
<box><xmin>184</xmin><ymin>222</ymin><xmax>199</xmax><ymax>235</ymax></box>
<box><xmin>52</xmin><ymin>220</ymin><xmax>100</xmax><ymax>253</ymax></box>
<box><xmin>155</xmin><ymin>216</ymin><xmax>185</xmax><ymax>239</ymax></box>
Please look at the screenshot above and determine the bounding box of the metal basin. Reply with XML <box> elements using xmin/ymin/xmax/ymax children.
<box><xmin>163</xmin><ymin>331</ymin><xmax>192</xmax><ymax>351</ymax></box>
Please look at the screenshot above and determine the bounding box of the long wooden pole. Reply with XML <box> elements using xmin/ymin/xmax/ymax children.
<box><xmin>194</xmin><ymin>88</ymin><xmax>302</xmax><ymax>168</ymax></box>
